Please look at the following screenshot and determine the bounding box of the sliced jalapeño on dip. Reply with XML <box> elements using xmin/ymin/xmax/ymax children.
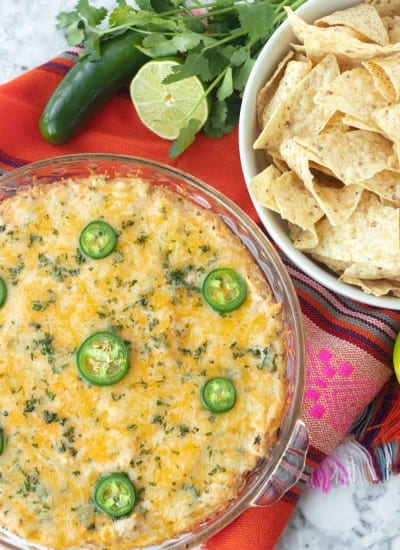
<box><xmin>76</xmin><ymin>331</ymin><xmax>129</xmax><ymax>386</ymax></box>
<box><xmin>0</xmin><ymin>276</ymin><xmax>7</xmax><ymax>308</ymax></box>
<box><xmin>201</xmin><ymin>268</ymin><xmax>247</xmax><ymax>313</ymax></box>
<box><xmin>93</xmin><ymin>472</ymin><xmax>136</xmax><ymax>518</ymax></box>
<box><xmin>79</xmin><ymin>220</ymin><xmax>117</xmax><ymax>259</ymax></box>
<box><xmin>201</xmin><ymin>377</ymin><xmax>236</xmax><ymax>413</ymax></box>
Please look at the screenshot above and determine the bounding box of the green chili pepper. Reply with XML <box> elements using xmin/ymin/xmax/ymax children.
<box><xmin>79</xmin><ymin>220</ymin><xmax>117</xmax><ymax>259</ymax></box>
<box><xmin>93</xmin><ymin>472</ymin><xmax>136</xmax><ymax>518</ymax></box>
<box><xmin>76</xmin><ymin>332</ymin><xmax>129</xmax><ymax>386</ymax></box>
<box><xmin>0</xmin><ymin>277</ymin><xmax>7</xmax><ymax>308</ymax></box>
<box><xmin>39</xmin><ymin>32</ymin><xmax>149</xmax><ymax>144</ymax></box>
<box><xmin>201</xmin><ymin>268</ymin><xmax>247</xmax><ymax>313</ymax></box>
<box><xmin>201</xmin><ymin>377</ymin><xmax>236</xmax><ymax>413</ymax></box>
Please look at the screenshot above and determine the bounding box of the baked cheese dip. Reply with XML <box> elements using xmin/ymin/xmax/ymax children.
<box><xmin>0</xmin><ymin>175</ymin><xmax>286</xmax><ymax>549</ymax></box>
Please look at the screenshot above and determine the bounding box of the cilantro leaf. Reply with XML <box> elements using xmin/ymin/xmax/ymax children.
<box><xmin>217</xmin><ymin>67</ymin><xmax>233</xmax><ymax>101</ymax></box>
<box><xmin>169</xmin><ymin>119</ymin><xmax>199</xmax><ymax>159</ymax></box>
<box><xmin>77</xmin><ymin>0</ymin><xmax>108</xmax><ymax>26</ymax></box>
<box><xmin>237</xmin><ymin>1</ymin><xmax>275</xmax><ymax>44</ymax></box>
<box><xmin>56</xmin><ymin>11</ymin><xmax>86</xmax><ymax>46</ymax></box>
<box><xmin>233</xmin><ymin>57</ymin><xmax>255</xmax><ymax>92</ymax></box>
<box><xmin>140</xmin><ymin>34</ymin><xmax>179</xmax><ymax>58</ymax></box>
<box><xmin>163</xmin><ymin>52</ymin><xmax>212</xmax><ymax>84</ymax></box>
<box><xmin>230</xmin><ymin>46</ymin><xmax>250</xmax><ymax>67</ymax></box>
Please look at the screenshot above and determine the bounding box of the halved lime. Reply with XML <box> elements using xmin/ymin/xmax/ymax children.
<box><xmin>129</xmin><ymin>59</ymin><xmax>209</xmax><ymax>140</ymax></box>
<box><xmin>393</xmin><ymin>331</ymin><xmax>400</xmax><ymax>383</ymax></box>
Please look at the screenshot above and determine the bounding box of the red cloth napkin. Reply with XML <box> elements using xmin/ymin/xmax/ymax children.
<box><xmin>0</xmin><ymin>50</ymin><xmax>399</xmax><ymax>550</ymax></box>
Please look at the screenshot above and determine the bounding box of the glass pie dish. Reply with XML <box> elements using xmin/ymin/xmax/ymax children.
<box><xmin>0</xmin><ymin>154</ymin><xmax>308</xmax><ymax>550</ymax></box>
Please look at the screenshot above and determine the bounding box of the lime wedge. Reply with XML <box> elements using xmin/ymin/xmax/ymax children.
<box><xmin>393</xmin><ymin>332</ymin><xmax>400</xmax><ymax>383</ymax></box>
<box><xmin>129</xmin><ymin>59</ymin><xmax>209</xmax><ymax>140</ymax></box>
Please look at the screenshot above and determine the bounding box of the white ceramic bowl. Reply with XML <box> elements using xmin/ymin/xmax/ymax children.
<box><xmin>239</xmin><ymin>0</ymin><xmax>400</xmax><ymax>310</ymax></box>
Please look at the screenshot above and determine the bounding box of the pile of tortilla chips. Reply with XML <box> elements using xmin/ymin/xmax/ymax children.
<box><xmin>251</xmin><ymin>0</ymin><xmax>400</xmax><ymax>297</ymax></box>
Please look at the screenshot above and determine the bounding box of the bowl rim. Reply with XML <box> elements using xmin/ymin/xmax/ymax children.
<box><xmin>0</xmin><ymin>152</ymin><xmax>306</xmax><ymax>548</ymax></box>
<box><xmin>238</xmin><ymin>0</ymin><xmax>400</xmax><ymax>311</ymax></box>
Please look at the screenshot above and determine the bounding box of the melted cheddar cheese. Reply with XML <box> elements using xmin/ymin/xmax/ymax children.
<box><xmin>0</xmin><ymin>176</ymin><xmax>286</xmax><ymax>549</ymax></box>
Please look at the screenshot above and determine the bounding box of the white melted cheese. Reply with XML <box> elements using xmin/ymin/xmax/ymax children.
<box><xmin>0</xmin><ymin>176</ymin><xmax>286</xmax><ymax>549</ymax></box>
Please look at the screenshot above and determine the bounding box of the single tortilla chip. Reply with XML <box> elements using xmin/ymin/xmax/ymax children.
<box><xmin>322</xmin><ymin>112</ymin><xmax>351</xmax><ymax>133</ymax></box>
<box><xmin>339</xmin><ymin>274</ymin><xmax>400</xmax><ymax>296</ymax></box>
<box><xmin>253</xmin><ymin>54</ymin><xmax>340</xmax><ymax>152</ymax></box>
<box><xmin>363</xmin><ymin>53</ymin><xmax>400</xmax><ymax>101</ymax></box>
<box><xmin>308</xmin><ymin>192</ymin><xmax>400</xmax><ymax>270</ymax></box>
<box><xmin>285</xmin><ymin>7</ymin><xmax>400</xmax><ymax>67</ymax></box>
<box><xmin>310</xmin><ymin>252</ymin><xmax>351</xmax><ymax>274</ymax></box>
<box><xmin>372</xmin><ymin>103</ymin><xmax>400</xmax><ymax>144</ymax></box>
<box><xmin>249</xmin><ymin>165</ymin><xmax>281</xmax><ymax>211</ymax></box>
<box><xmin>340</xmin><ymin>262</ymin><xmax>400</xmax><ymax>280</ymax></box>
<box><xmin>314</xmin><ymin>4</ymin><xmax>389</xmax><ymax>46</ymax></box>
<box><xmin>271</xmin><ymin>171</ymin><xmax>324</xmax><ymax>230</ymax></box>
<box><xmin>295</xmin><ymin>130</ymin><xmax>393</xmax><ymax>184</ymax></box>
<box><xmin>288</xmin><ymin>222</ymin><xmax>319</xmax><ymax>250</ymax></box>
<box><xmin>358</xmin><ymin>169</ymin><xmax>400</xmax><ymax>206</ymax></box>
<box><xmin>341</xmin><ymin>114</ymin><xmax>378</xmax><ymax>132</ymax></box>
<box><xmin>310</xmin><ymin>180</ymin><xmax>363</xmax><ymax>227</ymax></box>
<box><xmin>365</xmin><ymin>0</ymin><xmax>400</xmax><ymax>18</ymax></box>
<box><xmin>383</xmin><ymin>15</ymin><xmax>400</xmax><ymax>43</ymax></box>
<box><xmin>256</xmin><ymin>50</ymin><xmax>294</xmax><ymax>128</ymax></box>
<box><xmin>259</xmin><ymin>58</ymin><xmax>312</xmax><ymax>129</ymax></box>
<box><xmin>314</xmin><ymin>67</ymin><xmax>389</xmax><ymax>130</ymax></box>
<box><xmin>271</xmin><ymin>156</ymin><xmax>290</xmax><ymax>173</ymax></box>
<box><xmin>279</xmin><ymin>138</ymin><xmax>317</xmax><ymax>190</ymax></box>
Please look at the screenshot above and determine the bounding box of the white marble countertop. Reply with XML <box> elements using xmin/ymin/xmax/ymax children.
<box><xmin>1</xmin><ymin>1</ymin><xmax>400</xmax><ymax>549</ymax></box>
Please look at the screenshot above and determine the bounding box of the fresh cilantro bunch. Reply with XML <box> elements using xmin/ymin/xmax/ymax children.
<box><xmin>57</xmin><ymin>0</ymin><xmax>306</xmax><ymax>156</ymax></box>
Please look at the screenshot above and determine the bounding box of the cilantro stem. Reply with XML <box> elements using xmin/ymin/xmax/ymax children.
<box><xmin>175</xmin><ymin>67</ymin><xmax>227</xmax><ymax>126</ymax></box>
<box><xmin>202</xmin><ymin>29</ymin><xmax>246</xmax><ymax>53</ymax></box>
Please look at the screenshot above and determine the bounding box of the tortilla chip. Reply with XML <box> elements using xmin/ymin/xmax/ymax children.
<box><xmin>363</xmin><ymin>53</ymin><xmax>400</xmax><ymax>101</ymax></box>
<box><xmin>341</xmin><ymin>114</ymin><xmax>378</xmax><ymax>132</ymax></box>
<box><xmin>271</xmin><ymin>156</ymin><xmax>290</xmax><ymax>173</ymax></box>
<box><xmin>259</xmin><ymin>58</ymin><xmax>312</xmax><ymax>129</ymax></box>
<box><xmin>365</xmin><ymin>0</ymin><xmax>400</xmax><ymax>18</ymax></box>
<box><xmin>339</xmin><ymin>261</ymin><xmax>400</xmax><ymax>296</ymax></box>
<box><xmin>310</xmin><ymin>180</ymin><xmax>363</xmax><ymax>227</ymax></box>
<box><xmin>314</xmin><ymin>4</ymin><xmax>389</xmax><ymax>46</ymax></box>
<box><xmin>271</xmin><ymin>171</ymin><xmax>324</xmax><ymax>230</ymax></box>
<box><xmin>279</xmin><ymin>138</ymin><xmax>317</xmax><ymax>190</ymax></box>
<box><xmin>341</xmin><ymin>262</ymin><xmax>400</xmax><ymax>280</ymax></box>
<box><xmin>295</xmin><ymin>130</ymin><xmax>393</xmax><ymax>184</ymax></box>
<box><xmin>339</xmin><ymin>274</ymin><xmax>400</xmax><ymax>296</ymax></box>
<box><xmin>249</xmin><ymin>165</ymin><xmax>281</xmax><ymax>211</ymax></box>
<box><xmin>308</xmin><ymin>192</ymin><xmax>400</xmax><ymax>270</ymax></box>
<box><xmin>322</xmin><ymin>112</ymin><xmax>351</xmax><ymax>133</ymax></box>
<box><xmin>310</xmin><ymin>252</ymin><xmax>351</xmax><ymax>273</ymax></box>
<box><xmin>358</xmin><ymin>169</ymin><xmax>400</xmax><ymax>206</ymax></box>
<box><xmin>285</xmin><ymin>7</ymin><xmax>400</xmax><ymax>67</ymax></box>
<box><xmin>383</xmin><ymin>15</ymin><xmax>400</xmax><ymax>43</ymax></box>
<box><xmin>314</xmin><ymin>67</ymin><xmax>389</xmax><ymax>130</ymax></box>
<box><xmin>288</xmin><ymin>222</ymin><xmax>319</xmax><ymax>250</ymax></box>
<box><xmin>372</xmin><ymin>103</ymin><xmax>400</xmax><ymax>146</ymax></box>
<box><xmin>253</xmin><ymin>54</ymin><xmax>339</xmax><ymax>151</ymax></box>
<box><xmin>256</xmin><ymin>50</ymin><xmax>294</xmax><ymax>128</ymax></box>
<box><xmin>279</xmin><ymin>138</ymin><xmax>364</xmax><ymax>226</ymax></box>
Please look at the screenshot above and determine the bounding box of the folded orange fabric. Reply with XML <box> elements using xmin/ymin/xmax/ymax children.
<box><xmin>0</xmin><ymin>51</ymin><xmax>399</xmax><ymax>550</ymax></box>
